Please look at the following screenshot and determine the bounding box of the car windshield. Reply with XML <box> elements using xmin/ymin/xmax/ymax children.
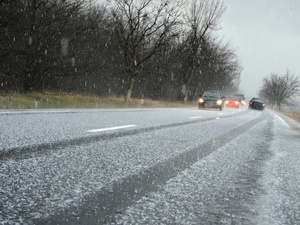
<box><xmin>235</xmin><ymin>94</ymin><xmax>244</xmax><ymax>99</ymax></box>
<box><xmin>203</xmin><ymin>92</ymin><xmax>220</xmax><ymax>97</ymax></box>
<box><xmin>252</xmin><ymin>98</ymin><xmax>264</xmax><ymax>103</ymax></box>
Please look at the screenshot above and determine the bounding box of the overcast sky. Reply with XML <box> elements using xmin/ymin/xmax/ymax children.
<box><xmin>217</xmin><ymin>0</ymin><xmax>300</xmax><ymax>98</ymax></box>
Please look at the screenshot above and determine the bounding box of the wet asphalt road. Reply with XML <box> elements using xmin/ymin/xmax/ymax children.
<box><xmin>1</xmin><ymin>107</ymin><xmax>300</xmax><ymax>224</ymax></box>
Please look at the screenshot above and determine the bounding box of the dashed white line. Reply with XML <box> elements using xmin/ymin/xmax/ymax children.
<box><xmin>87</xmin><ymin>125</ymin><xmax>137</xmax><ymax>133</ymax></box>
<box><xmin>190</xmin><ymin>116</ymin><xmax>202</xmax><ymax>119</ymax></box>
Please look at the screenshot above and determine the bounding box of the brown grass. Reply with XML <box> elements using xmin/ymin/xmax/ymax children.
<box><xmin>281</xmin><ymin>109</ymin><xmax>300</xmax><ymax>122</ymax></box>
<box><xmin>0</xmin><ymin>92</ymin><xmax>194</xmax><ymax>109</ymax></box>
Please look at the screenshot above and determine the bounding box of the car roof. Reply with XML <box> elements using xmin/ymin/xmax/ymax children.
<box><xmin>251</xmin><ymin>97</ymin><xmax>264</xmax><ymax>101</ymax></box>
<box><xmin>203</xmin><ymin>90</ymin><xmax>221</xmax><ymax>93</ymax></box>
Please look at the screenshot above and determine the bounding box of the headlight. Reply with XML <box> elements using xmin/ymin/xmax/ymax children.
<box><xmin>235</xmin><ymin>101</ymin><xmax>239</xmax><ymax>105</ymax></box>
<box><xmin>199</xmin><ymin>98</ymin><xmax>204</xmax><ymax>103</ymax></box>
<box><xmin>216</xmin><ymin>99</ymin><xmax>222</xmax><ymax>105</ymax></box>
<box><xmin>225</xmin><ymin>100</ymin><xmax>229</xmax><ymax>104</ymax></box>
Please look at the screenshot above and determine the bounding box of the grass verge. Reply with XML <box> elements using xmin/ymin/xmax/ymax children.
<box><xmin>0</xmin><ymin>92</ymin><xmax>194</xmax><ymax>109</ymax></box>
<box><xmin>281</xmin><ymin>109</ymin><xmax>300</xmax><ymax>122</ymax></box>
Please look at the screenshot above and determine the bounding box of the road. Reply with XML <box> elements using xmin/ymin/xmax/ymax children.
<box><xmin>1</xmin><ymin>106</ymin><xmax>300</xmax><ymax>224</ymax></box>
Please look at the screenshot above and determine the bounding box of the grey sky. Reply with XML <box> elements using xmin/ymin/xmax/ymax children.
<box><xmin>217</xmin><ymin>0</ymin><xmax>300</xmax><ymax>98</ymax></box>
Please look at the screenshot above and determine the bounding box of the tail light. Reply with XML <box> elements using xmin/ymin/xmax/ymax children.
<box><xmin>249</xmin><ymin>101</ymin><xmax>252</xmax><ymax>105</ymax></box>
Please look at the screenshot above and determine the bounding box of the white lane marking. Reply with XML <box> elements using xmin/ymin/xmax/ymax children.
<box><xmin>190</xmin><ymin>116</ymin><xmax>202</xmax><ymax>119</ymax></box>
<box><xmin>87</xmin><ymin>125</ymin><xmax>137</xmax><ymax>133</ymax></box>
<box><xmin>270</xmin><ymin>112</ymin><xmax>289</xmax><ymax>126</ymax></box>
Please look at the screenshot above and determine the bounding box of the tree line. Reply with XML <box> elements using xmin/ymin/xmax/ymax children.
<box><xmin>0</xmin><ymin>0</ymin><xmax>242</xmax><ymax>102</ymax></box>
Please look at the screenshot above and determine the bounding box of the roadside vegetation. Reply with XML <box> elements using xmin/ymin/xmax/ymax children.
<box><xmin>281</xmin><ymin>109</ymin><xmax>300</xmax><ymax>122</ymax></box>
<box><xmin>0</xmin><ymin>92</ymin><xmax>195</xmax><ymax>109</ymax></box>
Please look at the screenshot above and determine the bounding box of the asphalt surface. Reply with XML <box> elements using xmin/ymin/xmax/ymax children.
<box><xmin>1</xmin><ymin>106</ymin><xmax>300</xmax><ymax>224</ymax></box>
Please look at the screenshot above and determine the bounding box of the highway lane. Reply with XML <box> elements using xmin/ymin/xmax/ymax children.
<box><xmin>1</xmin><ymin>106</ymin><xmax>300</xmax><ymax>224</ymax></box>
<box><xmin>0</xmin><ymin>107</ymin><xmax>245</xmax><ymax>157</ymax></box>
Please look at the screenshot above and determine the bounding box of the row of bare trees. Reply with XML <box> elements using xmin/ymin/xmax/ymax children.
<box><xmin>259</xmin><ymin>70</ymin><xmax>300</xmax><ymax>110</ymax></box>
<box><xmin>0</xmin><ymin>0</ymin><xmax>242</xmax><ymax>102</ymax></box>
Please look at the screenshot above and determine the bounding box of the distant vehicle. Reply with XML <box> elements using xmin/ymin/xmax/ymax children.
<box><xmin>225</xmin><ymin>96</ymin><xmax>240</xmax><ymax>108</ymax></box>
<box><xmin>198</xmin><ymin>90</ymin><xmax>224</xmax><ymax>111</ymax></box>
<box><xmin>248</xmin><ymin>97</ymin><xmax>266</xmax><ymax>110</ymax></box>
<box><xmin>234</xmin><ymin>93</ymin><xmax>246</xmax><ymax>105</ymax></box>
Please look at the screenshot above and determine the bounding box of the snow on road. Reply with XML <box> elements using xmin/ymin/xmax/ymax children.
<box><xmin>113</xmin><ymin>111</ymin><xmax>300</xmax><ymax>224</ymax></box>
<box><xmin>114</xmin><ymin>114</ymin><xmax>273</xmax><ymax>224</ymax></box>
<box><xmin>1</xmin><ymin>108</ymin><xmax>299</xmax><ymax>224</ymax></box>
<box><xmin>254</xmin><ymin>112</ymin><xmax>300</xmax><ymax>224</ymax></box>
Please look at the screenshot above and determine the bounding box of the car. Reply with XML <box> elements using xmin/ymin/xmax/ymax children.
<box><xmin>248</xmin><ymin>97</ymin><xmax>266</xmax><ymax>110</ymax></box>
<box><xmin>198</xmin><ymin>90</ymin><xmax>224</xmax><ymax>111</ymax></box>
<box><xmin>234</xmin><ymin>93</ymin><xmax>246</xmax><ymax>105</ymax></box>
<box><xmin>225</xmin><ymin>96</ymin><xmax>240</xmax><ymax>108</ymax></box>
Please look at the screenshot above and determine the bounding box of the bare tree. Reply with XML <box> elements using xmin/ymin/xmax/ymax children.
<box><xmin>110</xmin><ymin>0</ymin><xmax>182</xmax><ymax>102</ymax></box>
<box><xmin>259</xmin><ymin>70</ymin><xmax>300</xmax><ymax>110</ymax></box>
<box><xmin>205</xmin><ymin>40</ymin><xmax>241</xmax><ymax>93</ymax></box>
<box><xmin>181</xmin><ymin>0</ymin><xmax>226</xmax><ymax>103</ymax></box>
<box><xmin>0</xmin><ymin>0</ymin><xmax>241</xmax><ymax>101</ymax></box>
<box><xmin>183</xmin><ymin>36</ymin><xmax>241</xmax><ymax>99</ymax></box>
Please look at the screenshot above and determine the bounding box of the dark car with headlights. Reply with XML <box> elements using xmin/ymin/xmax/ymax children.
<box><xmin>198</xmin><ymin>90</ymin><xmax>224</xmax><ymax>111</ymax></box>
<box><xmin>248</xmin><ymin>97</ymin><xmax>266</xmax><ymax>110</ymax></box>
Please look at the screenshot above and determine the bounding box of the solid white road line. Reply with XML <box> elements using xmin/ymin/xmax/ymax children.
<box><xmin>87</xmin><ymin>125</ymin><xmax>137</xmax><ymax>133</ymax></box>
<box><xmin>270</xmin><ymin>112</ymin><xmax>289</xmax><ymax>126</ymax></box>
